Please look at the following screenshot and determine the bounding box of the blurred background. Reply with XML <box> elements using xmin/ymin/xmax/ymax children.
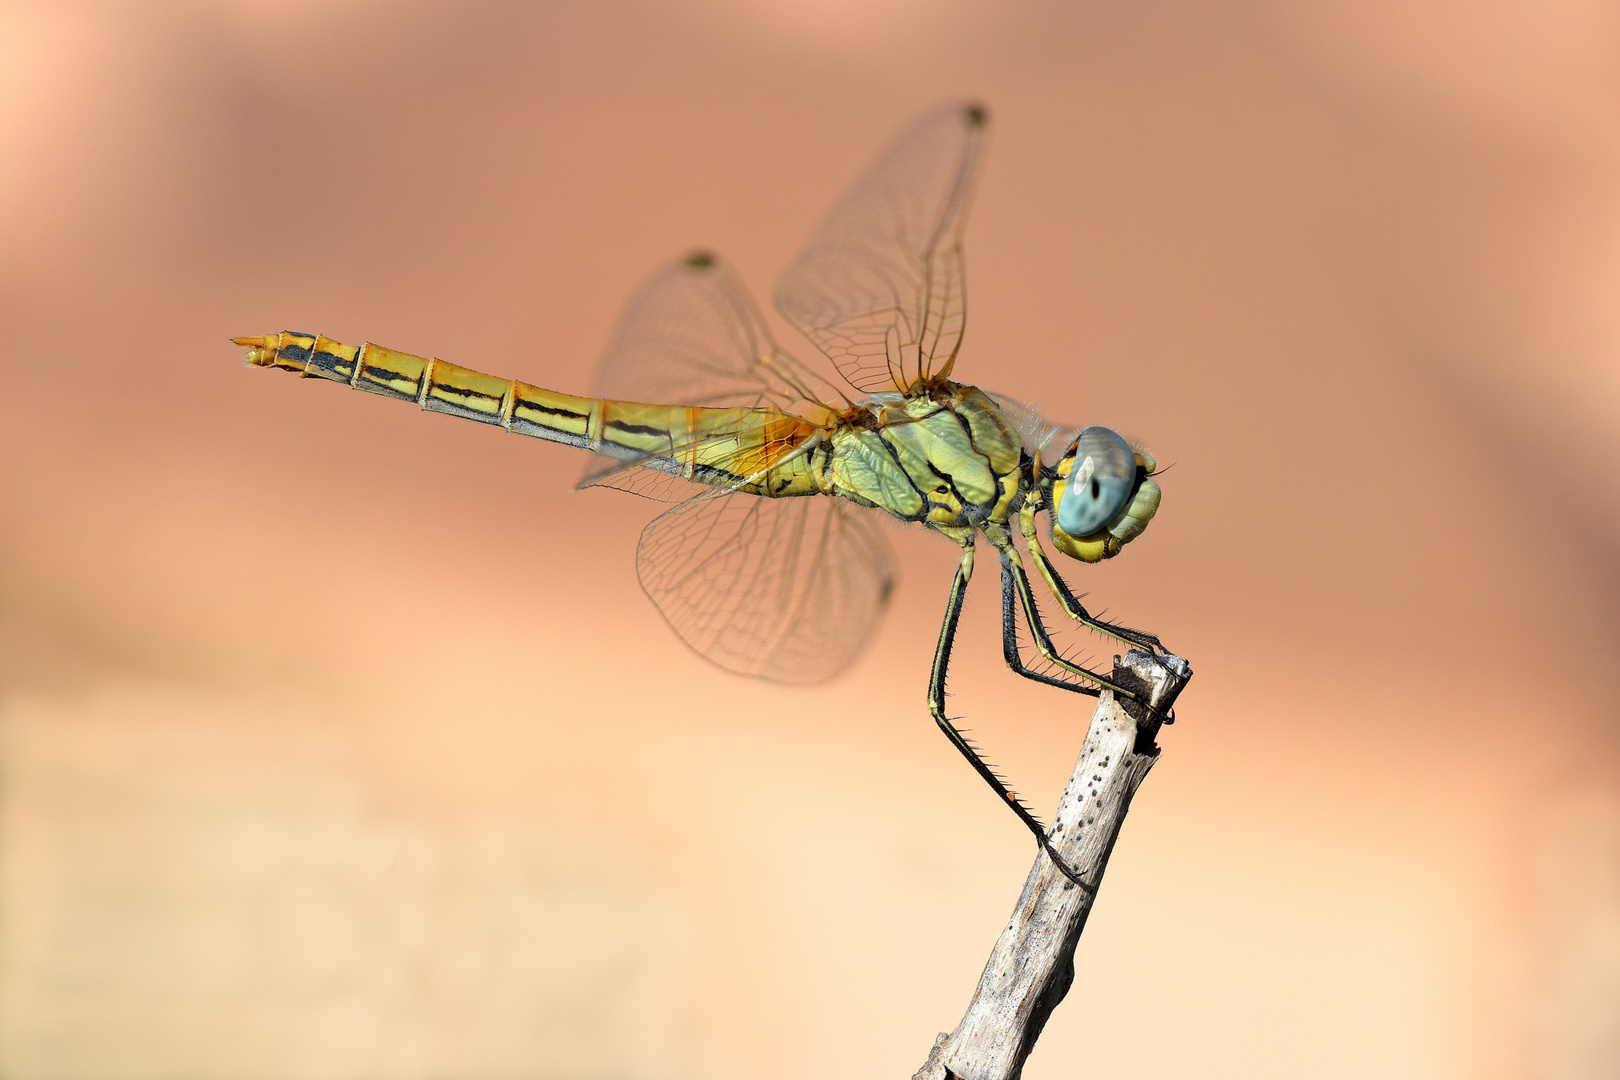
<box><xmin>1</xmin><ymin>1</ymin><xmax>1617</xmax><ymax>1077</ymax></box>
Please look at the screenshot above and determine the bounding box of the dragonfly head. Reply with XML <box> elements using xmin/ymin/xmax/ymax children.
<box><xmin>1046</xmin><ymin>427</ymin><xmax>1161</xmax><ymax>563</ymax></box>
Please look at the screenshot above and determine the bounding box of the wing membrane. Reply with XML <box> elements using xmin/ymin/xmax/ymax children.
<box><xmin>590</xmin><ymin>252</ymin><xmax>842</xmax><ymax>414</ymax></box>
<box><xmin>577</xmin><ymin>415</ymin><xmax>817</xmax><ymax>503</ymax></box>
<box><xmin>636</xmin><ymin>490</ymin><xmax>895</xmax><ymax>683</ymax></box>
<box><xmin>580</xmin><ymin>253</ymin><xmax>840</xmax><ymax>498</ymax></box>
<box><xmin>775</xmin><ymin>102</ymin><xmax>988</xmax><ymax>394</ymax></box>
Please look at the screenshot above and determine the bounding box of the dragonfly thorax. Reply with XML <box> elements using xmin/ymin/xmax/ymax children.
<box><xmin>826</xmin><ymin>383</ymin><xmax>1023</xmax><ymax>531</ymax></box>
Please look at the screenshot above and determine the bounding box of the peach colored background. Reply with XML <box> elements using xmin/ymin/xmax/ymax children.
<box><xmin>2</xmin><ymin>2</ymin><xmax>1618</xmax><ymax>1078</ymax></box>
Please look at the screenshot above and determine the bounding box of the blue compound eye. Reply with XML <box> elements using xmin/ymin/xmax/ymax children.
<box><xmin>1057</xmin><ymin>427</ymin><xmax>1138</xmax><ymax>536</ymax></box>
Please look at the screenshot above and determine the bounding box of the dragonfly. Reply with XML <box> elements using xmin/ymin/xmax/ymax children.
<box><xmin>233</xmin><ymin>102</ymin><xmax>1168</xmax><ymax>886</ymax></box>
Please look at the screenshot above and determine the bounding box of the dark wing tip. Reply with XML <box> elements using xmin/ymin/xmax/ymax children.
<box><xmin>963</xmin><ymin>102</ymin><xmax>988</xmax><ymax>127</ymax></box>
<box><xmin>684</xmin><ymin>250</ymin><xmax>717</xmax><ymax>270</ymax></box>
<box><xmin>878</xmin><ymin>574</ymin><xmax>897</xmax><ymax>605</ymax></box>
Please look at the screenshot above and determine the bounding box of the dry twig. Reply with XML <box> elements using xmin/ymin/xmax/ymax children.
<box><xmin>914</xmin><ymin>649</ymin><xmax>1192</xmax><ymax>1080</ymax></box>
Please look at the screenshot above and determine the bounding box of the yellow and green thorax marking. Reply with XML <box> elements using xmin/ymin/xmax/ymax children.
<box><xmin>825</xmin><ymin>388</ymin><xmax>1023</xmax><ymax>529</ymax></box>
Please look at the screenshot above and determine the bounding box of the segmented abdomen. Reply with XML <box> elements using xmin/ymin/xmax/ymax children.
<box><xmin>234</xmin><ymin>331</ymin><xmax>823</xmax><ymax>495</ymax></box>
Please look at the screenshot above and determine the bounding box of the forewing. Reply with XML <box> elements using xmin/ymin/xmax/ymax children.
<box><xmin>775</xmin><ymin>102</ymin><xmax>987</xmax><ymax>395</ymax></box>
<box><xmin>636</xmin><ymin>491</ymin><xmax>895</xmax><ymax>683</ymax></box>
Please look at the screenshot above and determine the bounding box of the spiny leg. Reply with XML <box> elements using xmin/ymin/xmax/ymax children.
<box><xmin>928</xmin><ymin>536</ymin><xmax>1092</xmax><ymax>890</ymax></box>
<box><xmin>993</xmin><ymin>534</ymin><xmax>1172</xmax><ymax>729</ymax></box>
<box><xmin>999</xmin><ymin>559</ymin><xmax>1102</xmax><ymax>698</ymax></box>
<box><xmin>1019</xmin><ymin>501</ymin><xmax>1165</xmax><ymax>654</ymax></box>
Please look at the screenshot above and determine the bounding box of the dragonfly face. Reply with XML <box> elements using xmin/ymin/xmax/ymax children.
<box><xmin>1045</xmin><ymin>426</ymin><xmax>1163</xmax><ymax>564</ymax></box>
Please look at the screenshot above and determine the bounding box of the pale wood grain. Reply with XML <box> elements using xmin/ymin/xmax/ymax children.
<box><xmin>915</xmin><ymin>650</ymin><xmax>1191</xmax><ymax>1080</ymax></box>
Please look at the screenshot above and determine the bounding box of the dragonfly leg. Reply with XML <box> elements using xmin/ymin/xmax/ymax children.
<box><xmin>928</xmin><ymin>535</ymin><xmax>1093</xmax><ymax>891</ymax></box>
<box><xmin>999</xmin><ymin>559</ymin><xmax>1101</xmax><ymax>698</ymax></box>
<box><xmin>993</xmin><ymin>534</ymin><xmax>1172</xmax><ymax>730</ymax></box>
<box><xmin>1019</xmin><ymin>503</ymin><xmax>1165</xmax><ymax>654</ymax></box>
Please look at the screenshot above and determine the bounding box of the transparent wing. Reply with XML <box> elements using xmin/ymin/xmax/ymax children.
<box><xmin>636</xmin><ymin>490</ymin><xmax>896</xmax><ymax>683</ymax></box>
<box><xmin>582</xmin><ymin>461</ymin><xmax>715</xmax><ymax>503</ymax></box>
<box><xmin>580</xmin><ymin>252</ymin><xmax>842</xmax><ymax>499</ymax></box>
<box><xmin>578</xmin><ymin>417</ymin><xmax>818</xmax><ymax>504</ymax></box>
<box><xmin>590</xmin><ymin>251</ymin><xmax>843</xmax><ymax>414</ymax></box>
<box><xmin>775</xmin><ymin>101</ymin><xmax>988</xmax><ymax>395</ymax></box>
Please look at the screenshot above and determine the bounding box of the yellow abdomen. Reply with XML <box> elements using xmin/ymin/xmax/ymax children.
<box><xmin>234</xmin><ymin>331</ymin><xmax>824</xmax><ymax>496</ymax></box>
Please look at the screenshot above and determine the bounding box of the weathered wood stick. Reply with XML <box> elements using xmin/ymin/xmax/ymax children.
<box><xmin>914</xmin><ymin>649</ymin><xmax>1192</xmax><ymax>1080</ymax></box>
